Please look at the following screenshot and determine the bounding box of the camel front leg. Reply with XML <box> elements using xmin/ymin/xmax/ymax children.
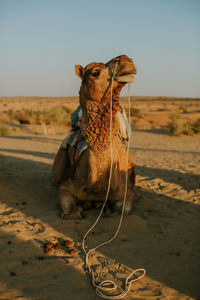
<box><xmin>58</xmin><ymin>186</ymin><xmax>82</xmax><ymax>219</ymax></box>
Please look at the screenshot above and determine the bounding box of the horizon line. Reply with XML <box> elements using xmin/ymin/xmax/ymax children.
<box><xmin>0</xmin><ymin>95</ymin><xmax>200</xmax><ymax>100</ymax></box>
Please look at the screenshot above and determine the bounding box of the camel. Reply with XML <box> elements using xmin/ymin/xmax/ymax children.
<box><xmin>52</xmin><ymin>55</ymin><xmax>137</xmax><ymax>219</ymax></box>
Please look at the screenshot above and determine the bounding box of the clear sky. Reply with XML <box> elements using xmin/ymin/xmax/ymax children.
<box><xmin>0</xmin><ymin>0</ymin><xmax>200</xmax><ymax>97</ymax></box>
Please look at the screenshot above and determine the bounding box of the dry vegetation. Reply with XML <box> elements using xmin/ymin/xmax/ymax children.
<box><xmin>121</xmin><ymin>96</ymin><xmax>200</xmax><ymax>135</ymax></box>
<box><xmin>0</xmin><ymin>96</ymin><xmax>200</xmax><ymax>136</ymax></box>
<box><xmin>0</xmin><ymin>125</ymin><xmax>12</xmax><ymax>136</ymax></box>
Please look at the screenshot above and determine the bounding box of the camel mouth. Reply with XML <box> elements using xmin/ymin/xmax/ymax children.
<box><xmin>115</xmin><ymin>73</ymin><xmax>135</xmax><ymax>83</ymax></box>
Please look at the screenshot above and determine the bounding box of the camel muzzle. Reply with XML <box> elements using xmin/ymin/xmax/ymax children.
<box><xmin>112</xmin><ymin>55</ymin><xmax>137</xmax><ymax>83</ymax></box>
<box><xmin>115</xmin><ymin>72</ymin><xmax>135</xmax><ymax>83</ymax></box>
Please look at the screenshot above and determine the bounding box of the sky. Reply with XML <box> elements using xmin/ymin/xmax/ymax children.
<box><xmin>0</xmin><ymin>0</ymin><xmax>200</xmax><ymax>98</ymax></box>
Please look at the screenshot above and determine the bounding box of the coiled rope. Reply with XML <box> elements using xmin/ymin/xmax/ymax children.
<box><xmin>82</xmin><ymin>61</ymin><xmax>146</xmax><ymax>299</ymax></box>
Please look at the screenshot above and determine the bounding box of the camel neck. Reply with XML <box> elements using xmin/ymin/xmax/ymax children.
<box><xmin>82</xmin><ymin>100</ymin><xmax>120</xmax><ymax>151</ymax></box>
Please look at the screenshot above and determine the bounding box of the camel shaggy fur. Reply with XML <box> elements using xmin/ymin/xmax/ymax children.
<box><xmin>52</xmin><ymin>55</ymin><xmax>137</xmax><ymax>219</ymax></box>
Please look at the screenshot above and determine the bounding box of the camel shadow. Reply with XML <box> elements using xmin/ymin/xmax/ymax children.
<box><xmin>130</xmin><ymin>146</ymin><xmax>200</xmax><ymax>156</ymax></box>
<box><xmin>0</xmin><ymin>148</ymin><xmax>55</xmax><ymax>160</ymax></box>
<box><xmin>135</xmin><ymin>165</ymin><xmax>200</xmax><ymax>191</ymax></box>
<box><xmin>1</xmin><ymin>135</ymin><xmax>62</xmax><ymax>144</ymax></box>
<box><xmin>0</xmin><ymin>152</ymin><xmax>200</xmax><ymax>299</ymax></box>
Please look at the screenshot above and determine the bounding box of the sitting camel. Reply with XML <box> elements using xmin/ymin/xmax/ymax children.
<box><xmin>52</xmin><ymin>55</ymin><xmax>137</xmax><ymax>219</ymax></box>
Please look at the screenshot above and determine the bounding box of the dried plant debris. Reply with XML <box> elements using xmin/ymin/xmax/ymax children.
<box><xmin>54</xmin><ymin>242</ymin><xmax>62</xmax><ymax>250</ymax></box>
<box><xmin>68</xmin><ymin>248</ymin><xmax>76</xmax><ymax>256</ymax></box>
<box><xmin>43</xmin><ymin>238</ymin><xmax>77</xmax><ymax>256</ymax></box>
<box><xmin>62</xmin><ymin>239</ymin><xmax>73</xmax><ymax>248</ymax></box>
<box><xmin>44</xmin><ymin>242</ymin><xmax>54</xmax><ymax>250</ymax></box>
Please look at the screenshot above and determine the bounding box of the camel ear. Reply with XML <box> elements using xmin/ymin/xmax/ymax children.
<box><xmin>75</xmin><ymin>65</ymin><xmax>85</xmax><ymax>80</ymax></box>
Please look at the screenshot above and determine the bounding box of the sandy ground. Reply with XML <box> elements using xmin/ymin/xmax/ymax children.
<box><xmin>0</xmin><ymin>130</ymin><xmax>200</xmax><ymax>300</ymax></box>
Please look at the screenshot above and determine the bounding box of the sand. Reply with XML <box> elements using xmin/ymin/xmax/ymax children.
<box><xmin>0</xmin><ymin>130</ymin><xmax>200</xmax><ymax>300</ymax></box>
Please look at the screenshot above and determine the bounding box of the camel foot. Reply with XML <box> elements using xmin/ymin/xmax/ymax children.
<box><xmin>113</xmin><ymin>199</ymin><xmax>133</xmax><ymax>215</ymax></box>
<box><xmin>60</xmin><ymin>202</ymin><xmax>83</xmax><ymax>219</ymax></box>
<box><xmin>61</xmin><ymin>207</ymin><xmax>83</xmax><ymax>219</ymax></box>
<box><xmin>81</xmin><ymin>201</ymin><xmax>93</xmax><ymax>210</ymax></box>
<box><xmin>103</xmin><ymin>207</ymin><xmax>112</xmax><ymax>217</ymax></box>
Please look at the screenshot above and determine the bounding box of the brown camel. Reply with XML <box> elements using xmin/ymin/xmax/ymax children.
<box><xmin>52</xmin><ymin>55</ymin><xmax>137</xmax><ymax>219</ymax></box>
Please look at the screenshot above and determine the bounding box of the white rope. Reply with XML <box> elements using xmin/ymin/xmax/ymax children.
<box><xmin>82</xmin><ymin>67</ymin><xmax>146</xmax><ymax>299</ymax></box>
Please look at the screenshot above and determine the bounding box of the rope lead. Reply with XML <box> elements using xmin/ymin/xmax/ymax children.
<box><xmin>82</xmin><ymin>64</ymin><xmax>146</xmax><ymax>299</ymax></box>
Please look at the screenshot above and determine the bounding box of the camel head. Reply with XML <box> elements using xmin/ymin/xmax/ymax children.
<box><xmin>75</xmin><ymin>55</ymin><xmax>137</xmax><ymax>110</ymax></box>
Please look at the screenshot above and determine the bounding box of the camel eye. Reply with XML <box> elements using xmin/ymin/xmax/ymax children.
<box><xmin>92</xmin><ymin>70</ymin><xmax>100</xmax><ymax>77</ymax></box>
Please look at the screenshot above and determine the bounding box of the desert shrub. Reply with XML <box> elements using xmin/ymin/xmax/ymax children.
<box><xmin>7</xmin><ymin>109</ymin><xmax>13</xmax><ymax>116</ymax></box>
<box><xmin>182</xmin><ymin>122</ymin><xmax>195</xmax><ymax>136</ymax></box>
<box><xmin>169</xmin><ymin>114</ymin><xmax>199</xmax><ymax>136</ymax></box>
<box><xmin>192</xmin><ymin>118</ymin><xmax>200</xmax><ymax>133</ymax></box>
<box><xmin>43</xmin><ymin>106</ymin><xmax>71</xmax><ymax>126</ymax></box>
<box><xmin>168</xmin><ymin>114</ymin><xmax>183</xmax><ymax>136</ymax></box>
<box><xmin>130</xmin><ymin>107</ymin><xmax>141</xmax><ymax>116</ymax></box>
<box><xmin>131</xmin><ymin>118</ymin><xmax>138</xmax><ymax>130</ymax></box>
<box><xmin>125</xmin><ymin>106</ymin><xmax>141</xmax><ymax>117</ymax></box>
<box><xmin>157</xmin><ymin>104</ymin><xmax>168</xmax><ymax>111</ymax></box>
<box><xmin>23</xmin><ymin>108</ymin><xmax>34</xmax><ymax>117</ymax></box>
<box><xmin>14</xmin><ymin>106</ymin><xmax>73</xmax><ymax>127</ymax></box>
<box><xmin>15</xmin><ymin>112</ymin><xmax>31</xmax><ymax>124</ymax></box>
<box><xmin>157</xmin><ymin>108</ymin><xmax>166</xmax><ymax>112</ymax></box>
<box><xmin>179</xmin><ymin>106</ymin><xmax>187</xmax><ymax>113</ymax></box>
<box><xmin>0</xmin><ymin>125</ymin><xmax>12</xmax><ymax>136</ymax></box>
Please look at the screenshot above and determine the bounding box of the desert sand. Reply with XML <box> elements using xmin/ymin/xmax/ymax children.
<box><xmin>0</xmin><ymin>97</ymin><xmax>200</xmax><ymax>300</ymax></box>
